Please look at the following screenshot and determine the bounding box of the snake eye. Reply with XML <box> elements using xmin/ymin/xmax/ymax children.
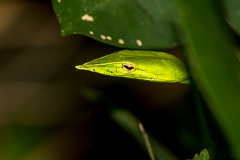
<box><xmin>122</xmin><ymin>63</ymin><xmax>135</xmax><ymax>73</ymax></box>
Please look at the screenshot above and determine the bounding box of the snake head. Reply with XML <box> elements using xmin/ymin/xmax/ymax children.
<box><xmin>76</xmin><ymin>50</ymin><xmax>189</xmax><ymax>84</ymax></box>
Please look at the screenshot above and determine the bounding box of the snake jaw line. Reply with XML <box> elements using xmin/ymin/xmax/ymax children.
<box><xmin>75</xmin><ymin>65</ymin><xmax>83</xmax><ymax>69</ymax></box>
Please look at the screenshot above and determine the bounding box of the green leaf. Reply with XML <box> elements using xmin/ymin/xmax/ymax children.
<box><xmin>223</xmin><ymin>0</ymin><xmax>240</xmax><ymax>35</ymax></box>
<box><xmin>177</xmin><ymin>0</ymin><xmax>240</xmax><ymax>159</ymax></box>
<box><xmin>187</xmin><ymin>149</ymin><xmax>209</xmax><ymax>160</ymax></box>
<box><xmin>52</xmin><ymin>0</ymin><xmax>181</xmax><ymax>49</ymax></box>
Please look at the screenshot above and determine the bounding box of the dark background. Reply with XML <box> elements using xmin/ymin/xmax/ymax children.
<box><xmin>0</xmin><ymin>1</ymin><xmax>198</xmax><ymax>160</ymax></box>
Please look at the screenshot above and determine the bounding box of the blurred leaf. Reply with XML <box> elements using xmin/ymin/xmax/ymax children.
<box><xmin>0</xmin><ymin>126</ymin><xmax>51</xmax><ymax>160</ymax></box>
<box><xmin>177</xmin><ymin>0</ymin><xmax>240</xmax><ymax>159</ymax></box>
<box><xmin>52</xmin><ymin>0</ymin><xmax>181</xmax><ymax>49</ymax></box>
<box><xmin>223</xmin><ymin>0</ymin><xmax>240</xmax><ymax>35</ymax></box>
<box><xmin>110</xmin><ymin>108</ymin><xmax>179</xmax><ymax>160</ymax></box>
<box><xmin>187</xmin><ymin>149</ymin><xmax>209</xmax><ymax>160</ymax></box>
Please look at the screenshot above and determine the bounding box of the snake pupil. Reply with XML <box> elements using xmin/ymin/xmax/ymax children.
<box><xmin>123</xmin><ymin>65</ymin><xmax>134</xmax><ymax>70</ymax></box>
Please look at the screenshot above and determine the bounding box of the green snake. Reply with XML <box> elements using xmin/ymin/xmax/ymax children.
<box><xmin>76</xmin><ymin>50</ymin><xmax>189</xmax><ymax>84</ymax></box>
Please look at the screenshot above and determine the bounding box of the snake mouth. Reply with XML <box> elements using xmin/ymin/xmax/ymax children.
<box><xmin>75</xmin><ymin>65</ymin><xmax>84</xmax><ymax>69</ymax></box>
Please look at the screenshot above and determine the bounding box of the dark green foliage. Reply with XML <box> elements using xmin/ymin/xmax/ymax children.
<box><xmin>187</xmin><ymin>149</ymin><xmax>209</xmax><ymax>160</ymax></box>
<box><xmin>52</xmin><ymin>0</ymin><xmax>240</xmax><ymax>159</ymax></box>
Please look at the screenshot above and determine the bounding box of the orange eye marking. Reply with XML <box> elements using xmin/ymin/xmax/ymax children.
<box><xmin>122</xmin><ymin>63</ymin><xmax>136</xmax><ymax>73</ymax></box>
